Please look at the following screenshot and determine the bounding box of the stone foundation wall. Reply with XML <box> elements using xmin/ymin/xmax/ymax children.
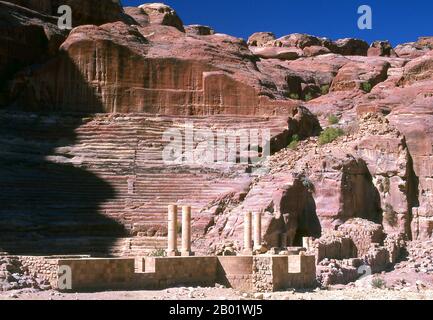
<box><xmin>16</xmin><ymin>256</ymin><xmax>60</xmax><ymax>288</ymax></box>
<box><xmin>313</xmin><ymin>234</ymin><xmax>357</xmax><ymax>262</ymax></box>
<box><xmin>286</xmin><ymin>254</ymin><xmax>317</xmax><ymax>289</ymax></box>
<box><xmin>14</xmin><ymin>254</ymin><xmax>317</xmax><ymax>292</ymax></box>
<box><xmin>216</xmin><ymin>256</ymin><xmax>253</xmax><ymax>292</ymax></box>
<box><xmin>339</xmin><ymin>219</ymin><xmax>385</xmax><ymax>257</ymax></box>
<box><xmin>140</xmin><ymin>257</ymin><xmax>218</xmax><ymax>289</ymax></box>
<box><xmin>252</xmin><ymin>254</ymin><xmax>316</xmax><ymax>292</ymax></box>
<box><xmin>57</xmin><ymin>258</ymin><xmax>136</xmax><ymax>291</ymax></box>
<box><xmin>252</xmin><ymin>256</ymin><xmax>274</xmax><ymax>292</ymax></box>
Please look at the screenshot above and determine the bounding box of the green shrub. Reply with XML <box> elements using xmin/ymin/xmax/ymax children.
<box><xmin>328</xmin><ymin>114</ymin><xmax>340</xmax><ymax>125</ymax></box>
<box><xmin>288</xmin><ymin>141</ymin><xmax>299</xmax><ymax>150</ymax></box>
<box><xmin>149</xmin><ymin>248</ymin><xmax>166</xmax><ymax>257</ymax></box>
<box><xmin>371</xmin><ymin>277</ymin><xmax>386</xmax><ymax>289</ymax></box>
<box><xmin>291</xmin><ymin>134</ymin><xmax>300</xmax><ymax>142</ymax></box>
<box><xmin>318</xmin><ymin>128</ymin><xmax>345</xmax><ymax>145</ymax></box>
<box><xmin>321</xmin><ymin>85</ymin><xmax>330</xmax><ymax>95</ymax></box>
<box><xmin>288</xmin><ymin>134</ymin><xmax>300</xmax><ymax>150</ymax></box>
<box><xmin>361</xmin><ymin>82</ymin><xmax>372</xmax><ymax>93</ymax></box>
<box><xmin>304</xmin><ymin>92</ymin><xmax>313</xmax><ymax>102</ymax></box>
<box><xmin>289</xmin><ymin>93</ymin><xmax>300</xmax><ymax>100</ymax></box>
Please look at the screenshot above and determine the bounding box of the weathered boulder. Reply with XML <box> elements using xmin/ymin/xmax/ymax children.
<box><xmin>185</xmin><ymin>25</ymin><xmax>215</xmax><ymax>36</ymax></box>
<box><xmin>394</xmin><ymin>42</ymin><xmax>431</xmax><ymax>59</ymax></box>
<box><xmin>398</xmin><ymin>51</ymin><xmax>433</xmax><ymax>86</ymax></box>
<box><xmin>274</xmin><ymin>33</ymin><xmax>322</xmax><ymax>49</ymax></box>
<box><xmin>247</xmin><ymin>32</ymin><xmax>276</xmax><ymax>47</ymax></box>
<box><xmin>416</xmin><ymin>36</ymin><xmax>433</xmax><ymax>49</ymax></box>
<box><xmin>303</xmin><ymin>46</ymin><xmax>331</xmax><ymax>57</ymax></box>
<box><xmin>330</xmin><ymin>58</ymin><xmax>390</xmax><ymax>92</ymax></box>
<box><xmin>250</xmin><ymin>47</ymin><xmax>302</xmax><ymax>60</ymax></box>
<box><xmin>256</xmin><ymin>53</ymin><xmax>349</xmax><ymax>102</ymax></box>
<box><xmin>138</xmin><ymin>3</ymin><xmax>185</xmax><ymax>32</ymax></box>
<box><xmin>368</xmin><ymin>41</ymin><xmax>396</xmax><ymax>57</ymax></box>
<box><xmin>334</xmin><ymin>38</ymin><xmax>369</xmax><ymax>56</ymax></box>
<box><xmin>123</xmin><ymin>6</ymin><xmax>150</xmax><ymax>26</ymax></box>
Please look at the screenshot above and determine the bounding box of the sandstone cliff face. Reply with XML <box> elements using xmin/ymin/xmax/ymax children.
<box><xmin>9</xmin><ymin>20</ymin><xmax>306</xmax><ymax>116</ymax></box>
<box><xmin>1</xmin><ymin>1</ymin><xmax>433</xmax><ymax>256</ymax></box>
<box><xmin>0</xmin><ymin>1</ymin><xmax>67</xmax><ymax>104</ymax></box>
<box><xmin>7</xmin><ymin>0</ymin><xmax>128</xmax><ymax>26</ymax></box>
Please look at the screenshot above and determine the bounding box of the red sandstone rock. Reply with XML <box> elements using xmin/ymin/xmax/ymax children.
<box><xmin>250</xmin><ymin>47</ymin><xmax>302</xmax><ymax>60</ymax></box>
<box><xmin>7</xmin><ymin>0</ymin><xmax>130</xmax><ymax>26</ymax></box>
<box><xmin>399</xmin><ymin>51</ymin><xmax>433</xmax><ymax>85</ymax></box>
<box><xmin>0</xmin><ymin>1</ymin><xmax>67</xmax><ymax>104</ymax></box>
<box><xmin>10</xmin><ymin>20</ymin><xmax>308</xmax><ymax>115</ymax></box>
<box><xmin>185</xmin><ymin>25</ymin><xmax>215</xmax><ymax>36</ymax></box>
<box><xmin>124</xmin><ymin>6</ymin><xmax>150</xmax><ymax>27</ymax></box>
<box><xmin>368</xmin><ymin>41</ymin><xmax>396</xmax><ymax>57</ymax></box>
<box><xmin>334</xmin><ymin>38</ymin><xmax>369</xmax><ymax>56</ymax></box>
<box><xmin>330</xmin><ymin>58</ymin><xmax>390</xmax><ymax>92</ymax></box>
<box><xmin>394</xmin><ymin>42</ymin><xmax>430</xmax><ymax>59</ymax></box>
<box><xmin>416</xmin><ymin>36</ymin><xmax>433</xmax><ymax>49</ymax></box>
<box><xmin>247</xmin><ymin>32</ymin><xmax>276</xmax><ymax>47</ymax></box>
<box><xmin>303</xmin><ymin>46</ymin><xmax>331</xmax><ymax>57</ymax></box>
<box><xmin>2</xmin><ymin>1</ymin><xmax>433</xmax><ymax>259</ymax></box>
<box><xmin>274</xmin><ymin>33</ymin><xmax>322</xmax><ymax>49</ymax></box>
<box><xmin>138</xmin><ymin>3</ymin><xmax>185</xmax><ymax>32</ymax></box>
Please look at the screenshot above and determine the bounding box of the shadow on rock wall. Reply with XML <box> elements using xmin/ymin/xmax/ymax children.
<box><xmin>0</xmin><ymin>53</ymin><xmax>127</xmax><ymax>256</ymax></box>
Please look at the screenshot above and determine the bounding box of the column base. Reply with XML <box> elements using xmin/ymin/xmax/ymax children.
<box><xmin>242</xmin><ymin>249</ymin><xmax>253</xmax><ymax>256</ymax></box>
<box><xmin>181</xmin><ymin>251</ymin><xmax>195</xmax><ymax>257</ymax></box>
<box><xmin>166</xmin><ymin>250</ymin><xmax>180</xmax><ymax>257</ymax></box>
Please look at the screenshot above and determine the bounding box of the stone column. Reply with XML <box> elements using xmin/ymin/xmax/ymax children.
<box><xmin>302</xmin><ymin>237</ymin><xmax>311</xmax><ymax>251</ymax></box>
<box><xmin>253</xmin><ymin>212</ymin><xmax>262</xmax><ymax>249</ymax></box>
<box><xmin>181</xmin><ymin>206</ymin><xmax>193</xmax><ymax>256</ymax></box>
<box><xmin>243</xmin><ymin>211</ymin><xmax>253</xmax><ymax>255</ymax></box>
<box><xmin>167</xmin><ymin>204</ymin><xmax>179</xmax><ymax>257</ymax></box>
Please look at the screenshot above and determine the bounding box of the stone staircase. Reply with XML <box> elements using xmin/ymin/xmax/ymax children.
<box><xmin>0</xmin><ymin>111</ymin><xmax>291</xmax><ymax>256</ymax></box>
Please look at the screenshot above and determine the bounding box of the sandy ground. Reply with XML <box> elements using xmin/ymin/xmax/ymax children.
<box><xmin>1</xmin><ymin>285</ymin><xmax>433</xmax><ymax>301</ymax></box>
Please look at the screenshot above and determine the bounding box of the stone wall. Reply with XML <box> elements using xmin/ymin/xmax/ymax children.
<box><xmin>286</xmin><ymin>254</ymin><xmax>317</xmax><ymax>289</ymax></box>
<box><xmin>312</xmin><ymin>233</ymin><xmax>357</xmax><ymax>262</ymax></box>
<box><xmin>57</xmin><ymin>258</ymin><xmax>136</xmax><ymax>291</ymax></box>
<box><xmin>18</xmin><ymin>256</ymin><xmax>59</xmax><ymax>288</ymax></box>
<box><xmin>34</xmin><ymin>254</ymin><xmax>318</xmax><ymax>292</ymax></box>
<box><xmin>139</xmin><ymin>257</ymin><xmax>217</xmax><ymax>289</ymax></box>
<box><xmin>252</xmin><ymin>256</ymin><xmax>274</xmax><ymax>292</ymax></box>
<box><xmin>252</xmin><ymin>254</ymin><xmax>316</xmax><ymax>292</ymax></box>
<box><xmin>339</xmin><ymin>219</ymin><xmax>386</xmax><ymax>257</ymax></box>
<box><xmin>216</xmin><ymin>256</ymin><xmax>253</xmax><ymax>292</ymax></box>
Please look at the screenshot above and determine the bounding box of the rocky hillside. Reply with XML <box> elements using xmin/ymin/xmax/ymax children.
<box><xmin>0</xmin><ymin>1</ymin><xmax>432</xmax><ymax>266</ymax></box>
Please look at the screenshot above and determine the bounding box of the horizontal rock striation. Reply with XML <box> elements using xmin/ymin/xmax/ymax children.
<box><xmin>1</xmin><ymin>1</ymin><xmax>433</xmax><ymax>263</ymax></box>
<box><xmin>0</xmin><ymin>109</ymin><xmax>317</xmax><ymax>255</ymax></box>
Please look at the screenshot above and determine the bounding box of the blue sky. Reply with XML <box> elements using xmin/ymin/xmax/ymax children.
<box><xmin>122</xmin><ymin>1</ymin><xmax>433</xmax><ymax>46</ymax></box>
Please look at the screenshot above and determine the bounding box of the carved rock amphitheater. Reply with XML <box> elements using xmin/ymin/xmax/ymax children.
<box><xmin>1</xmin><ymin>1</ymin><xmax>433</xmax><ymax>292</ymax></box>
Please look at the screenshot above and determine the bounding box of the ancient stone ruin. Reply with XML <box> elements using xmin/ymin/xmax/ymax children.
<box><xmin>1</xmin><ymin>1</ymin><xmax>433</xmax><ymax>295</ymax></box>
